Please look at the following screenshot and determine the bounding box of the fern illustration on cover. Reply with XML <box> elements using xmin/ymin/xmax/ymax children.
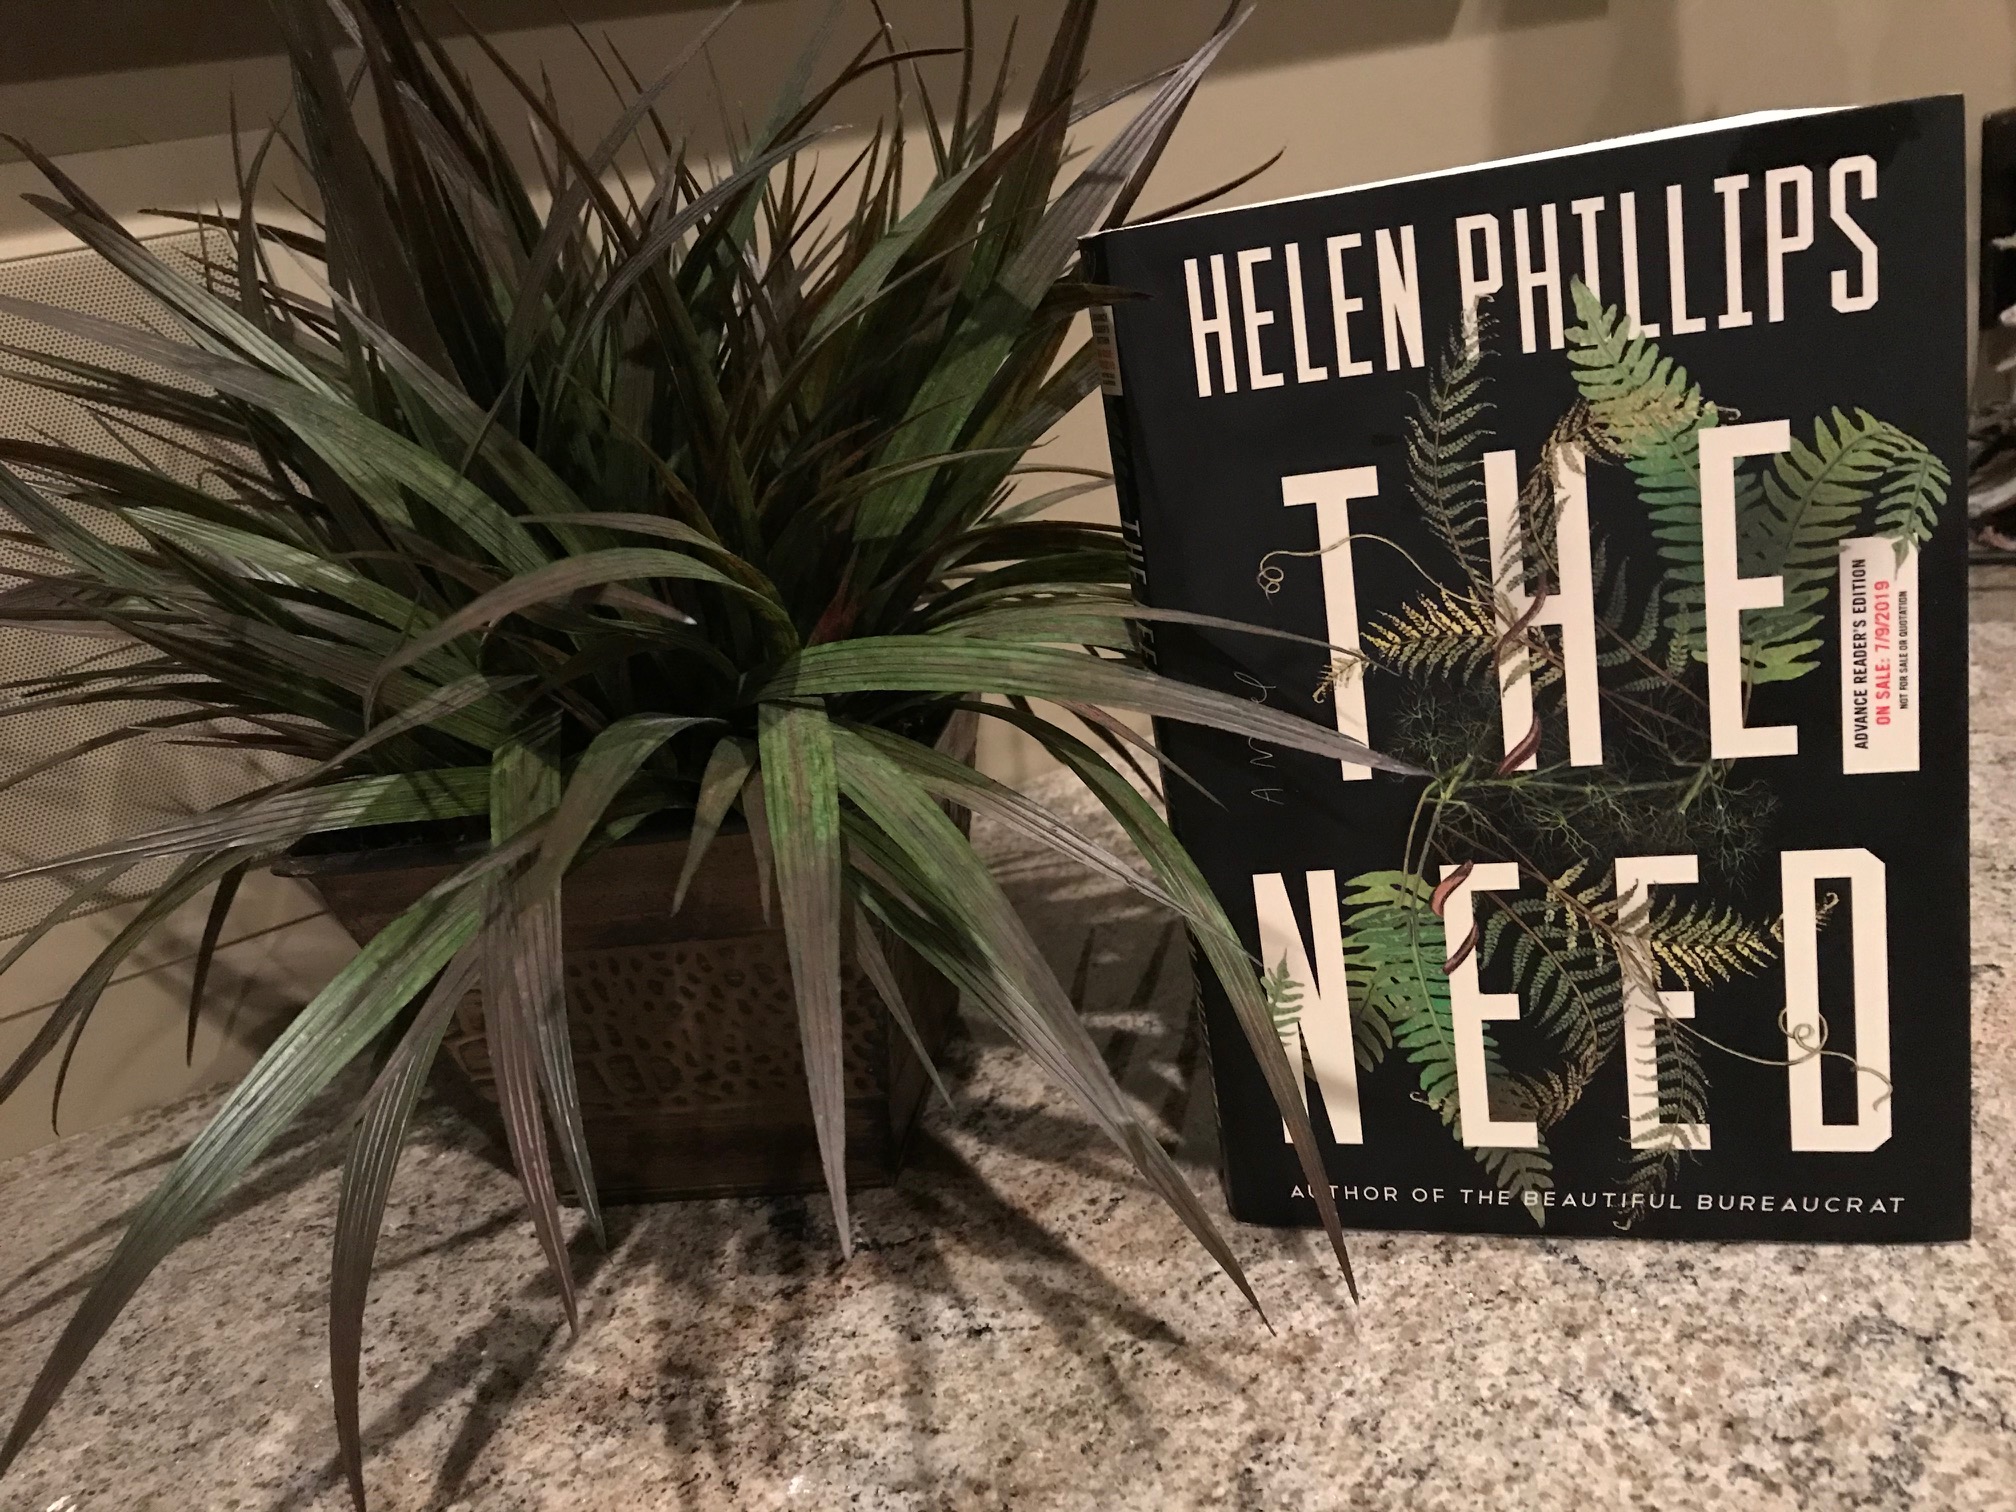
<box><xmin>1085</xmin><ymin>98</ymin><xmax>1968</xmax><ymax>1239</ymax></box>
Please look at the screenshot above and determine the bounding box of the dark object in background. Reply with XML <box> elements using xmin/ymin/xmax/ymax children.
<box><xmin>1968</xmin><ymin>107</ymin><xmax>2016</xmax><ymax>548</ymax></box>
<box><xmin>1978</xmin><ymin>108</ymin><xmax>2016</xmax><ymax>330</ymax></box>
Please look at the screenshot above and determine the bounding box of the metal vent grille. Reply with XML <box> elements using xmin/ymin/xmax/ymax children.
<box><xmin>0</xmin><ymin>229</ymin><xmax>284</xmax><ymax>938</ymax></box>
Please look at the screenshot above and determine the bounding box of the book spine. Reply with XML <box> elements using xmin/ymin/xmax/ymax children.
<box><xmin>1081</xmin><ymin>240</ymin><xmax>1155</xmax><ymax>657</ymax></box>
<box><xmin>1087</xmin><ymin>319</ymin><xmax>1156</xmax><ymax>669</ymax></box>
<box><xmin>1082</xmin><ymin>241</ymin><xmax>1236</xmax><ymax>1211</ymax></box>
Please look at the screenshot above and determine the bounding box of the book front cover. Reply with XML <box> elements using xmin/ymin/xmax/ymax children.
<box><xmin>1086</xmin><ymin>98</ymin><xmax>1969</xmax><ymax>1239</ymax></box>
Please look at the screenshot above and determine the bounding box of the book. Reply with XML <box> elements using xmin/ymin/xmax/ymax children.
<box><xmin>1082</xmin><ymin>97</ymin><xmax>1969</xmax><ymax>1240</ymax></box>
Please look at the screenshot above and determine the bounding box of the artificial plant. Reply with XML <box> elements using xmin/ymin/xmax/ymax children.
<box><xmin>0</xmin><ymin>0</ymin><xmax>1410</xmax><ymax>1501</ymax></box>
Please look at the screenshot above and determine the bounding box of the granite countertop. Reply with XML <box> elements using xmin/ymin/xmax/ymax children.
<box><xmin>4</xmin><ymin>605</ymin><xmax>2015</xmax><ymax>1512</ymax></box>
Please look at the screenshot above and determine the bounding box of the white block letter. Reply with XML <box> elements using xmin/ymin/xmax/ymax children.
<box><xmin>1783</xmin><ymin>848</ymin><xmax>1892</xmax><ymax>1152</ymax></box>
<box><xmin>1570</xmin><ymin>196</ymin><xmax>1605</xmax><ymax>303</ymax></box>
<box><xmin>1829</xmin><ymin>155</ymin><xmax>1880</xmax><ymax>313</ymax></box>
<box><xmin>1701</xmin><ymin>421</ymin><xmax>1799</xmax><ymax>758</ymax></box>
<box><xmin>1666</xmin><ymin>183</ymin><xmax>1707</xmax><ymax>335</ymax></box>
<box><xmin>1253</xmin><ymin>869</ymin><xmax>1362</xmax><ymax>1144</ymax></box>
<box><xmin>1764</xmin><ymin>165</ymin><xmax>1814</xmax><ymax>322</ymax></box>
<box><xmin>1513</xmin><ymin>204</ymin><xmax>1565</xmax><ymax>353</ymax></box>
<box><xmin>1375</xmin><ymin>226</ymin><xmax>1425</xmax><ymax>371</ymax></box>
<box><xmin>1441</xmin><ymin>862</ymin><xmax>1539</xmax><ymax>1149</ymax></box>
<box><xmin>1485</xmin><ymin>446</ymin><xmax>1603</xmax><ymax>768</ymax></box>
<box><xmin>1282</xmin><ymin>467</ymin><xmax>1380</xmax><ymax>779</ymax></box>
<box><xmin>1325</xmin><ymin>233</ymin><xmax>1375</xmax><ymax>378</ymax></box>
<box><xmin>1456</xmin><ymin>213</ymin><xmax>1503</xmax><ymax>354</ymax></box>
<box><xmin>1616</xmin><ymin>854</ymin><xmax>1709</xmax><ymax>1151</ymax></box>
<box><xmin>1283</xmin><ymin>243</ymin><xmax>1329</xmax><ymax>383</ymax></box>
<box><xmin>1184</xmin><ymin>254</ymin><xmax>1237</xmax><ymax>397</ymax></box>
<box><xmin>1237</xmin><ymin>247</ymin><xmax>1284</xmax><ymax>390</ymax></box>
<box><xmin>1713</xmin><ymin>174</ymin><xmax>1754</xmax><ymax>329</ymax></box>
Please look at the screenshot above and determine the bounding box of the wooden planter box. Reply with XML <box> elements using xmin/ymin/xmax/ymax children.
<box><xmin>276</xmin><ymin>821</ymin><xmax>956</xmax><ymax>1204</ymax></box>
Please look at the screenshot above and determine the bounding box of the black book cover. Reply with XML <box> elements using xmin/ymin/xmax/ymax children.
<box><xmin>1083</xmin><ymin>98</ymin><xmax>1969</xmax><ymax>1240</ymax></box>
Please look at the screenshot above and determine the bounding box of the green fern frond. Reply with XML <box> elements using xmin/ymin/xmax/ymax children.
<box><xmin>1259</xmin><ymin>930</ymin><xmax>1397</xmax><ymax>1076</ymax></box>
<box><xmin>1565</xmin><ymin>279</ymin><xmax>1717</xmax><ymax>663</ymax></box>
<box><xmin>1871</xmin><ymin>420</ymin><xmax>1950</xmax><ymax>560</ymax></box>
<box><xmin>1565</xmin><ymin>282</ymin><xmax>1712</xmax><ymax>451</ymax></box>
<box><xmin>1354</xmin><ymin>994</ymin><xmax>1396</xmax><ymax>1072</ymax></box>
<box><xmin>1343</xmin><ymin>869</ymin><xmax>1554</xmax><ymax>1217</ymax></box>
<box><xmin>1262</xmin><ymin>953</ymin><xmax>1302</xmax><ymax>1038</ymax></box>
<box><xmin>1477</xmin><ymin>863</ymin><xmax>1622</xmax><ymax>1069</ymax></box>
<box><xmin>1260</xmin><ymin>923</ymin><xmax>1404</xmax><ymax>1078</ymax></box>
<box><xmin>1477</xmin><ymin>1144</ymin><xmax>1555</xmax><ymax>1228</ymax></box>
<box><xmin>1567</xmin><ymin>285</ymin><xmax>1934</xmax><ymax>688</ymax></box>
<box><xmin>1343</xmin><ymin>871</ymin><xmax>1457</xmax><ymax>1108</ymax></box>
<box><xmin>1739</xmin><ymin>406</ymin><xmax>1893</xmax><ymax>684</ymax></box>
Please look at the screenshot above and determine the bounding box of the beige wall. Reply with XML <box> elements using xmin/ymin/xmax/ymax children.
<box><xmin>0</xmin><ymin>882</ymin><xmax>358</xmax><ymax>1160</ymax></box>
<box><xmin>1</xmin><ymin>0</ymin><xmax>2011</xmax><ymax>1156</ymax></box>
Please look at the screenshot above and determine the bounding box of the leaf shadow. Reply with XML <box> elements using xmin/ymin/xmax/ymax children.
<box><xmin>261</xmin><ymin>1209</ymin><xmax>628</xmax><ymax>1512</ymax></box>
<box><xmin>18</xmin><ymin>820</ymin><xmax>1274</xmax><ymax>1508</ymax></box>
<box><xmin>0</xmin><ymin>1084</ymin><xmax>353</xmax><ymax>1338</ymax></box>
<box><xmin>625</xmin><ymin>979</ymin><xmax>1248</xmax><ymax>1505</ymax></box>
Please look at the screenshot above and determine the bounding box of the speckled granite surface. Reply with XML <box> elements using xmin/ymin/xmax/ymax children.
<box><xmin>4</xmin><ymin>599</ymin><xmax>2016</xmax><ymax>1512</ymax></box>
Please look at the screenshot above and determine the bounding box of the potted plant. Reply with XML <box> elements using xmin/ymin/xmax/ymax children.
<box><xmin>0</xmin><ymin>0</ymin><xmax>1405</xmax><ymax>1502</ymax></box>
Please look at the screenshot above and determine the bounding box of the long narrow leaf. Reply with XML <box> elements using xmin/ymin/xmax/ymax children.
<box><xmin>758</xmin><ymin>700</ymin><xmax>851</xmax><ymax>1254</ymax></box>
<box><xmin>0</xmin><ymin>850</ymin><xmax>255</xmax><ymax>1116</ymax></box>
<box><xmin>501</xmin><ymin>3</ymin><xmax>741</xmax><ymax>361</ymax></box>
<box><xmin>760</xmin><ymin>637</ymin><xmax>1420</xmax><ymax>774</ymax></box>
<box><xmin>992</xmin><ymin>704</ymin><xmax>1357</xmax><ymax>1295</ymax></box>
<box><xmin>832</xmin><ymin>729</ymin><xmax>1262</xmax><ymax>1315</ymax></box>
<box><xmin>550</xmin><ymin>130</ymin><xmax>832</xmax><ymax>378</ymax></box>
<box><xmin>851</xmin><ymin>901</ymin><xmax>952</xmax><ymax>1110</ymax></box>
<box><xmin>184</xmin><ymin>861</ymin><xmax>249</xmax><ymax>1064</ymax></box>
<box><xmin>848</xmin><ymin>722</ymin><xmax>1182</xmax><ymax>915</ymax></box>
<box><xmin>0</xmin><ymin>462</ymin><xmax>154</xmax><ymax>592</ymax></box>
<box><xmin>853</xmin><ymin>11</ymin><xmax>1243</xmax><ymax>542</ymax></box>
<box><xmin>369</xmin><ymin>547</ymin><xmax>795</xmax><ymax>699</ymax></box>
<box><xmin>268</xmin><ymin>0</ymin><xmax>454</xmax><ymax>371</ymax></box>
<box><xmin>674</xmin><ymin>737</ymin><xmax>754</xmax><ymax>912</ymax></box>
<box><xmin>123</xmin><ymin>506</ymin><xmax>439</xmax><ymax>633</ymax></box>
<box><xmin>0</xmin><ymin>769</ymin><xmax>490</xmax><ymax>884</ymax></box>
<box><xmin>1001</xmin><ymin>7</ymin><xmax>1248</xmax><ymax>305</ymax></box>
<box><xmin>530</xmin><ymin>713</ymin><xmax>719</xmax><ymax>896</ymax></box>
<box><xmin>330</xmin><ymin>948</ymin><xmax>478</xmax><ymax>1512</ymax></box>
<box><xmin>22</xmin><ymin>191</ymin><xmax>337</xmax><ymax>395</ymax></box>
<box><xmin>928</xmin><ymin>597</ymin><xmax>1357</xmax><ymax>656</ymax></box>
<box><xmin>0</xmin><ymin>874</ymin><xmax>489</xmax><ymax>1475</ymax></box>
<box><xmin>0</xmin><ymin>295</ymin><xmax>551</xmax><ymax>576</ymax></box>
<box><xmin>486</xmin><ymin>719</ymin><xmax>596</xmax><ymax>1302</ymax></box>
<box><xmin>0</xmin><ymin>865</ymin><xmax>139</xmax><ymax>989</ymax></box>
<box><xmin>740</xmin><ymin>766</ymin><xmax>775</xmax><ymax>924</ymax></box>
